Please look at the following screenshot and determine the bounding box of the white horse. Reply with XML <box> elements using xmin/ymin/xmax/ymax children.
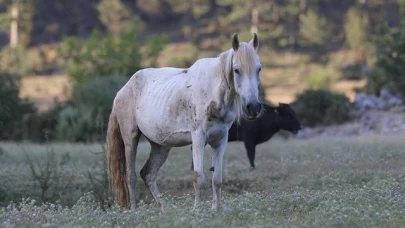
<box><xmin>107</xmin><ymin>33</ymin><xmax>263</xmax><ymax>211</ymax></box>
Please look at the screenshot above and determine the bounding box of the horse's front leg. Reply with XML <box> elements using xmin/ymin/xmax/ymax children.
<box><xmin>192</xmin><ymin>131</ymin><xmax>206</xmax><ymax>209</ymax></box>
<box><xmin>210</xmin><ymin>133</ymin><xmax>228</xmax><ymax>211</ymax></box>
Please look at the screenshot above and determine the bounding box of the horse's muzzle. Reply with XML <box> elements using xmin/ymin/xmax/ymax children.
<box><xmin>246</xmin><ymin>102</ymin><xmax>263</xmax><ymax>120</ymax></box>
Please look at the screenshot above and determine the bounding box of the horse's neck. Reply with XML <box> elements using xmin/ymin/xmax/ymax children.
<box><xmin>210</xmin><ymin>51</ymin><xmax>237</xmax><ymax>109</ymax></box>
<box><xmin>211</xmin><ymin>78</ymin><xmax>236</xmax><ymax>109</ymax></box>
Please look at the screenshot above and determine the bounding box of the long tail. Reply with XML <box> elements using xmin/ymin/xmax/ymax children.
<box><xmin>106</xmin><ymin>111</ymin><xmax>127</xmax><ymax>207</ymax></box>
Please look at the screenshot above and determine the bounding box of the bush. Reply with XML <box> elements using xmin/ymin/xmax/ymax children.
<box><xmin>21</xmin><ymin>101</ymin><xmax>64</xmax><ymax>142</ymax></box>
<box><xmin>303</xmin><ymin>65</ymin><xmax>340</xmax><ymax>90</ymax></box>
<box><xmin>292</xmin><ymin>89</ymin><xmax>351</xmax><ymax>127</ymax></box>
<box><xmin>55</xmin><ymin>76</ymin><xmax>128</xmax><ymax>142</ymax></box>
<box><xmin>58</xmin><ymin>25</ymin><xmax>168</xmax><ymax>83</ymax></box>
<box><xmin>364</xmin><ymin>68</ymin><xmax>389</xmax><ymax>96</ymax></box>
<box><xmin>365</xmin><ymin>6</ymin><xmax>405</xmax><ymax>97</ymax></box>
<box><xmin>371</xmin><ymin>32</ymin><xmax>405</xmax><ymax>97</ymax></box>
<box><xmin>0</xmin><ymin>72</ymin><xmax>37</xmax><ymax>140</ymax></box>
<box><xmin>0</xmin><ymin>45</ymin><xmax>30</xmax><ymax>75</ymax></box>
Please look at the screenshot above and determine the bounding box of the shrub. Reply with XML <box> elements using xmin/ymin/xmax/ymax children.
<box><xmin>303</xmin><ymin>65</ymin><xmax>340</xmax><ymax>90</ymax></box>
<box><xmin>58</xmin><ymin>25</ymin><xmax>168</xmax><ymax>83</ymax></box>
<box><xmin>0</xmin><ymin>45</ymin><xmax>30</xmax><ymax>75</ymax></box>
<box><xmin>371</xmin><ymin>32</ymin><xmax>405</xmax><ymax>97</ymax></box>
<box><xmin>0</xmin><ymin>72</ymin><xmax>37</xmax><ymax>140</ymax></box>
<box><xmin>364</xmin><ymin>68</ymin><xmax>389</xmax><ymax>96</ymax></box>
<box><xmin>300</xmin><ymin>9</ymin><xmax>330</xmax><ymax>46</ymax></box>
<box><xmin>344</xmin><ymin>7</ymin><xmax>368</xmax><ymax>51</ymax></box>
<box><xmin>24</xmin><ymin>147</ymin><xmax>75</xmax><ymax>204</ymax></box>
<box><xmin>292</xmin><ymin>89</ymin><xmax>351</xmax><ymax>127</ymax></box>
<box><xmin>55</xmin><ymin>76</ymin><xmax>128</xmax><ymax>142</ymax></box>
<box><xmin>21</xmin><ymin>101</ymin><xmax>64</xmax><ymax>142</ymax></box>
<box><xmin>365</xmin><ymin>6</ymin><xmax>405</xmax><ymax>97</ymax></box>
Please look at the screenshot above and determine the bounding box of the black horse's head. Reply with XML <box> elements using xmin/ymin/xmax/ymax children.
<box><xmin>275</xmin><ymin>103</ymin><xmax>302</xmax><ymax>134</ymax></box>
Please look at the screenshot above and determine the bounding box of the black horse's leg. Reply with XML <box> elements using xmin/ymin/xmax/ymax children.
<box><xmin>190</xmin><ymin>145</ymin><xmax>194</xmax><ymax>170</ymax></box>
<box><xmin>244</xmin><ymin>141</ymin><xmax>256</xmax><ymax>169</ymax></box>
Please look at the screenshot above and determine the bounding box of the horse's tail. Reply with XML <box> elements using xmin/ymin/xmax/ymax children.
<box><xmin>106</xmin><ymin>110</ymin><xmax>127</xmax><ymax>208</ymax></box>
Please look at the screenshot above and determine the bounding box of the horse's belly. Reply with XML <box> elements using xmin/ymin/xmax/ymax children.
<box><xmin>157</xmin><ymin>131</ymin><xmax>192</xmax><ymax>147</ymax></box>
<box><xmin>136</xmin><ymin>107</ymin><xmax>193</xmax><ymax>147</ymax></box>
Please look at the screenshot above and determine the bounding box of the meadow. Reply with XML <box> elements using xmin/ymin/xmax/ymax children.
<box><xmin>1</xmin><ymin>134</ymin><xmax>405</xmax><ymax>227</ymax></box>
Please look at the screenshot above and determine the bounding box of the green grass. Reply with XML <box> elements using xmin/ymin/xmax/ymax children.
<box><xmin>1</xmin><ymin>134</ymin><xmax>405</xmax><ymax>227</ymax></box>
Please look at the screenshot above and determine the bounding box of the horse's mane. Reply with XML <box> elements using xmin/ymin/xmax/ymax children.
<box><xmin>218</xmin><ymin>42</ymin><xmax>258</xmax><ymax>123</ymax></box>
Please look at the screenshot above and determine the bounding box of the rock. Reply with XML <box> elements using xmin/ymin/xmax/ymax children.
<box><xmin>388</xmin><ymin>97</ymin><xmax>402</xmax><ymax>106</ymax></box>
<box><xmin>380</xmin><ymin>89</ymin><xmax>403</xmax><ymax>106</ymax></box>
<box><xmin>355</xmin><ymin>89</ymin><xmax>402</xmax><ymax>113</ymax></box>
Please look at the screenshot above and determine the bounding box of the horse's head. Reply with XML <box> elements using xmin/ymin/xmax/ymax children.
<box><xmin>231</xmin><ymin>33</ymin><xmax>263</xmax><ymax>120</ymax></box>
<box><xmin>275</xmin><ymin>103</ymin><xmax>302</xmax><ymax>134</ymax></box>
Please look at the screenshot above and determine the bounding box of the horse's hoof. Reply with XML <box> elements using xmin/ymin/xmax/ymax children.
<box><xmin>249</xmin><ymin>166</ymin><xmax>255</xmax><ymax>171</ymax></box>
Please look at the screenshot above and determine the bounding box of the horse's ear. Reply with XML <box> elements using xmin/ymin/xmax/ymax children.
<box><xmin>232</xmin><ymin>33</ymin><xmax>239</xmax><ymax>51</ymax></box>
<box><xmin>249</xmin><ymin>33</ymin><xmax>259</xmax><ymax>51</ymax></box>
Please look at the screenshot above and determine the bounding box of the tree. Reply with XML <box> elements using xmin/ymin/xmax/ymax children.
<box><xmin>344</xmin><ymin>7</ymin><xmax>369</xmax><ymax>63</ymax></box>
<box><xmin>0</xmin><ymin>0</ymin><xmax>35</xmax><ymax>47</ymax></box>
<box><xmin>97</xmin><ymin>0</ymin><xmax>132</xmax><ymax>39</ymax></box>
<box><xmin>300</xmin><ymin>9</ymin><xmax>329</xmax><ymax>46</ymax></box>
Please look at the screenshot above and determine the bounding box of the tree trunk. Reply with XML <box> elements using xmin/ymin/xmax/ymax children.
<box><xmin>359</xmin><ymin>0</ymin><xmax>368</xmax><ymax>64</ymax></box>
<box><xmin>10</xmin><ymin>0</ymin><xmax>19</xmax><ymax>48</ymax></box>
<box><xmin>298</xmin><ymin>0</ymin><xmax>306</xmax><ymax>33</ymax></box>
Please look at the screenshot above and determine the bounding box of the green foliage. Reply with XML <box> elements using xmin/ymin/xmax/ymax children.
<box><xmin>86</xmin><ymin>145</ymin><xmax>112</xmax><ymax>210</ymax></box>
<box><xmin>364</xmin><ymin>68</ymin><xmax>389</xmax><ymax>95</ymax></box>
<box><xmin>300</xmin><ymin>10</ymin><xmax>330</xmax><ymax>46</ymax></box>
<box><xmin>24</xmin><ymin>147</ymin><xmax>74</xmax><ymax>203</ymax></box>
<box><xmin>292</xmin><ymin>89</ymin><xmax>351</xmax><ymax>126</ymax></box>
<box><xmin>0</xmin><ymin>0</ymin><xmax>35</xmax><ymax>46</ymax></box>
<box><xmin>0</xmin><ymin>45</ymin><xmax>30</xmax><ymax>75</ymax></box>
<box><xmin>365</xmin><ymin>8</ymin><xmax>405</xmax><ymax>97</ymax></box>
<box><xmin>21</xmin><ymin>102</ymin><xmax>64</xmax><ymax>142</ymax></box>
<box><xmin>58</xmin><ymin>26</ymin><xmax>168</xmax><ymax>83</ymax></box>
<box><xmin>303</xmin><ymin>65</ymin><xmax>339</xmax><ymax>90</ymax></box>
<box><xmin>96</xmin><ymin>0</ymin><xmax>132</xmax><ymax>38</ymax></box>
<box><xmin>370</xmin><ymin>33</ymin><xmax>405</xmax><ymax>97</ymax></box>
<box><xmin>55</xmin><ymin>76</ymin><xmax>128</xmax><ymax>142</ymax></box>
<box><xmin>344</xmin><ymin>7</ymin><xmax>368</xmax><ymax>50</ymax></box>
<box><xmin>0</xmin><ymin>72</ymin><xmax>37</xmax><ymax>140</ymax></box>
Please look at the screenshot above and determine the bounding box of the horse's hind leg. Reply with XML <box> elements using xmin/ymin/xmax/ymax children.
<box><xmin>140</xmin><ymin>141</ymin><xmax>171</xmax><ymax>207</ymax></box>
<box><xmin>115</xmin><ymin>96</ymin><xmax>140</xmax><ymax>209</ymax></box>
<box><xmin>123</xmin><ymin>132</ymin><xmax>141</xmax><ymax>209</ymax></box>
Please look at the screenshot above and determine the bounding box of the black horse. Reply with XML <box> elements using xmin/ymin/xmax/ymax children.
<box><xmin>191</xmin><ymin>103</ymin><xmax>302</xmax><ymax>169</ymax></box>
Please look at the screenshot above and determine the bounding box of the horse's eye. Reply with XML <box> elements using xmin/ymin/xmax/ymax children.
<box><xmin>234</xmin><ymin>69</ymin><xmax>240</xmax><ymax>74</ymax></box>
<box><xmin>258</xmin><ymin>68</ymin><xmax>262</xmax><ymax>73</ymax></box>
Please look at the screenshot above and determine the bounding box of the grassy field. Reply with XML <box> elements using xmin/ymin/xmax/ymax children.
<box><xmin>1</xmin><ymin>134</ymin><xmax>405</xmax><ymax>227</ymax></box>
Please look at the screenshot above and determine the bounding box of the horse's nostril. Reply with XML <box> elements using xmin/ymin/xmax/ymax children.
<box><xmin>247</xmin><ymin>102</ymin><xmax>262</xmax><ymax>117</ymax></box>
<box><xmin>246</xmin><ymin>104</ymin><xmax>252</xmax><ymax>112</ymax></box>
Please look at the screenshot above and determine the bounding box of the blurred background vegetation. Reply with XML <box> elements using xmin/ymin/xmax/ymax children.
<box><xmin>1</xmin><ymin>0</ymin><xmax>405</xmax><ymax>142</ymax></box>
